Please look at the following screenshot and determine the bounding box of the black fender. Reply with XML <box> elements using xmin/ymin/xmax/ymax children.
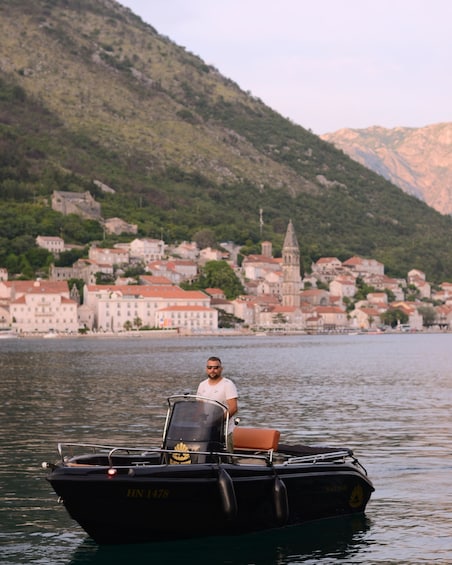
<box><xmin>218</xmin><ymin>468</ymin><xmax>237</xmax><ymax>520</ymax></box>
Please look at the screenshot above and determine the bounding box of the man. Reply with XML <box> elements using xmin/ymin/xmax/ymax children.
<box><xmin>197</xmin><ymin>356</ymin><xmax>238</xmax><ymax>450</ymax></box>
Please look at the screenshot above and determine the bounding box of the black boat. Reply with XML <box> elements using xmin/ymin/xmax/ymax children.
<box><xmin>43</xmin><ymin>395</ymin><xmax>374</xmax><ymax>544</ymax></box>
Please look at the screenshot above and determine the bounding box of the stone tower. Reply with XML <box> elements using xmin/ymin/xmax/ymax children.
<box><xmin>282</xmin><ymin>220</ymin><xmax>301</xmax><ymax>307</ymax></box>
<box><xmin>261</xmin><ymin>241</ymin><xmax>272</xmax><ymax>258</ymax></box>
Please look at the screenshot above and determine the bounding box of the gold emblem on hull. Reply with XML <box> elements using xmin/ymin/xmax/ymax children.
<box><xmin>170</xmin><ymin>442</ymin><xmax>192</xmax><ymax>464</ymax></box>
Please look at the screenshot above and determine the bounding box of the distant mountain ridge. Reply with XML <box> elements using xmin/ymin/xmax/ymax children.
<box><xmin>321</xmin><ymin>123</ymin><xmax>452</xmax><ymax>215</ymax></box>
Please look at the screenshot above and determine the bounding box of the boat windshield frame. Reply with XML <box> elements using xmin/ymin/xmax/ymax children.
<box><xmin>162</xmin><ymin>395</ymin><xmax>229</xmax><ymax>450</ymax></box>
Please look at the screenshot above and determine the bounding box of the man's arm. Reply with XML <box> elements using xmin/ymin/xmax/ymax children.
<box><xmin>226</xmin><ymin>397</ymin><xmax>238</xmax><ymax>417</ymax></box>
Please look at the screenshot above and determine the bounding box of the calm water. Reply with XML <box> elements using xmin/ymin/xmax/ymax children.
<box><xmin>0</xmin><ymin>333</ymin><xmax>451</xmax><ymax>564</ymax></box>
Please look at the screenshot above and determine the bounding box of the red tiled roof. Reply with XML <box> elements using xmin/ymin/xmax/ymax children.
<box><xmin>86</xmin><ymin>284</ymin><xmax>207</xmax><ymax>300</ymax></box>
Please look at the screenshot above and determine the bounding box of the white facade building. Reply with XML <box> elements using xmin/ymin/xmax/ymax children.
<box><xmin>129</xmin><ymin>238</ymin><xmax>165</xmax><ymax>263</ymax></box>
<box><xmin>84</xmin><ymin>284</ymin><xmax>214</xmax><ymax>332</ymax></box>
<box><xmin>156</xmin><ymin>305</ymin><xmax>218</xmax><ymax>331</ymax></box>
<box><xmin>89</xmin><ymin>247</ymin><xmax>130</xmax><ymax>266</ymax></box>
<box><xmin>9</xmin><ymin>280</ymin><xmax>78</xmax><ymax>333</ymax></box>
<box><xmin>36</xmin><ymin>235</ymin><xmax>65</xmax><ymax>254</ymax></box>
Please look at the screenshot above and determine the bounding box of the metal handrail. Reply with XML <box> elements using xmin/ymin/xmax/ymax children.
<box><xmin>56</xmin><ymin>442</ymin><xmax>361</xmax><ymax>470</ymax></box>
<box><xmin>283</xmin><ymin>449</ymin><xmax>352</xmax><ymax>465</ymax></box>
<box><xmin>57</xmin><ymin>442</ymin><xmax>157</xmax><ymax>462</ymax></box>
<box><xmin>56</xmin><ymin>442</ymin><xmax>273</xmax><ymax>466</ymax></box>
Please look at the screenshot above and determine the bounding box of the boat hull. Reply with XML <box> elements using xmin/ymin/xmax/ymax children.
<box><xmin>47</xmin><ymin>460</ymin><xmax>373</xmax><ymax>544</ymax></box>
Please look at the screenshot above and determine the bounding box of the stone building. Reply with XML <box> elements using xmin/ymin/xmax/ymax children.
<box><xmin>51</xmin><ymin>191</ymin><xmax>101</xmax><ymax>220</ymax></box>
<box><xmin>281</xmin><ymin>220</ymin><xmax>302</xmax><ymax>307</ymax></box>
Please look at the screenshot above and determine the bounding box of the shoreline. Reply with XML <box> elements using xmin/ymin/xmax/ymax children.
<box><xmin>7</xmin><ymin>328</ymin><xmax>452</xmax><ymax>339</ymax></box>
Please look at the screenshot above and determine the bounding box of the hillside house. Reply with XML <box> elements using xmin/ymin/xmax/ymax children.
<box><xmin>313</xmin><ymin>306</ymin><xmax>348</xmax><ymax>331</ymax></box>
<box><xmin>407</xmin><ymin>270</ymin><xmax>431</xmax><ymax>299</ymax></box>
<box><xmin>343</xmin><ymin>256</ymin><xmax>384</xmax><ymax>277</ymax></box>
<box><xmin>89</xmin><ymin>247</ymin><xmax>130</xmax><ymax>267</ymax></box>
<box><xmin>408</xmin><ymin>269</ymin><xmax>426</xmax><ymax>282</ymax></box>
<box><xmin>170</xmin><ymin>241</ymin><xmax>199</xmax><ymax>260</ymax></box>
<box><xmin>311</xmin><ymin>257</ymin><xmax>344</xmax><ymax>282</ymax></box>
<box><xmin>434</xmin><ymin>305</ymin><xmax>452</xmax><ymax>329</ymax></box>
<box><xmin>231</xmin><ymin>296</ymin><xmax>257</xmax><ymax>326</ymax></box>
<box><xmin>258</xmin><ymin>304</ymin><xmax>303</xmax><ymax>327</ymax></box>
<box><xmin>366</xmin><ymin>292</ymin><xmax>388</xmax><ymax>306</ymax></box>
<box><xmin>198</xmin><ymin>247</ymin><xmax>226</xmax><ymax>265</ymax></box>
<box><xmin>350</xmin><ymin>307</ymin><xmax>382</xmax><ymax>330</ymax></box>
<box><xmin>299</xmin><ymin>289</ymin><xmax>330</xmax><ymax>306</ymax></box>
<box><xmin>329</xmin><ymin>276</ymin><xmax>357</xmax><ymax>300</ymax></box>
<box><xmin>147</xmin><ymin>260</ymin><xmax>198</xmax><ymax>284</ymax></box>
<box><xmin>390</xmin><ymin>302</ymin><xmax>423</xmax><ymax>331</ymax></box>
<box><xmin>36</xmin><ymin>236</ymin><xmax>65</xmax><ymax>254</ymax></box>
<box><xmin>256</xmin><ymin>270</ymin><xmax>283</xmax><ymax>297</ymax></box>
<box><xmin>50</xmin><ymin>258</ymin><xmax>113</xmax><ymax>285</ymax></box>
<box><xmin>130</xmin><ymin>238</ymin><xmax>165</xmax><ymax>263</ymax></box>
<box><xmin>433</xmin><ymin>282</ymin><xmax>452</xmax><ymax>304</ymax></box>
<box><xmin>242</xmin><ymin>254</ymin><xmax>281</xmax><ymax>280</ymax></box>
<box><xmin>204</xmin><ymin>288</ymin><xmax>225</xmax><ymax>299</ymax></box>
<box><xmin>140</xmin><ymin>275</ymin><xmax>173</xmax><ymax>286</ymax></box>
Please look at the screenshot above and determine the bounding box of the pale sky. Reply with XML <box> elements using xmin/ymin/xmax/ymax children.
<box><xmin>119</xmin><ymin>0</ymin><xmax>451</xmax><ymax>134</ymax></box>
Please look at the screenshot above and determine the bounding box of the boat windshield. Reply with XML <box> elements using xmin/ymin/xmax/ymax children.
<box><xmin>163</xmin><ymin>396</ymin><xmax>227</xmax><ymax>447</ymax></box>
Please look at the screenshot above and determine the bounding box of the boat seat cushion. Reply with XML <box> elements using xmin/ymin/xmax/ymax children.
<box><xmin>233</xmin><ymin>427</ymin><xmax>280</xmax><ymax>451</ymax></box>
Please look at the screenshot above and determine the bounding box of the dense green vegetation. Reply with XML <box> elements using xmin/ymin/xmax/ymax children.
<box><xmin>1</xmin><ymin>0</ymin><xmax>452</xmax><ymax>283</ymax></box>
<box><xmin>181</xmin><ymin>261</ymin><xmax>245</xmax><ymax>299</ymax></box>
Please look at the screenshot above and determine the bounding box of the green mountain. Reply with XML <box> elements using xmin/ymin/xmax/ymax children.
<box><xmin>1</xmin><ymin>0</ymin><xmax>452</xmax><ymax>281</ymax></box>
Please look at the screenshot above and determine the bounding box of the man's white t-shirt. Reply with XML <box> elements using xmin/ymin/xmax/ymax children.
<box><xmin>197</xmin><ymin>377</ymin><xmax>238</xmax><ymax>433</ymax></box>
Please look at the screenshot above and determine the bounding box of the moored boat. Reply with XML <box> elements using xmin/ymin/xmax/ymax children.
<box><xmin>43</xmin><ymin>395</ymin><xmax>374</xmax><ymax>544</ymax></box>
<box><xmin>0</xmin><ymin>329</ymin><xmax>19</xmax><ymax>338</ymax></box>
<box><xmin>43</xmin><ymin>330</ymin><xmax>59</xmax><ymax>338</ymax></box>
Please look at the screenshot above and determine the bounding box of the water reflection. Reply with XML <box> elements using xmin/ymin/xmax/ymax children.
<box><xmin>1</xmin><ymin>334</ymin><xmax>452</xmax><ymax>564</ymax></box>
<box><xmin>68</xmin><ymin>515</ymin><xmax>370</xmax><ymax>565</ymax></box>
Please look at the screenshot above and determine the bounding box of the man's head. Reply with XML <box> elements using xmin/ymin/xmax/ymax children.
<box><xmin>206</xmin><ymin>356</ymin><xmax>223</xmax><ymax>380</ymax></box>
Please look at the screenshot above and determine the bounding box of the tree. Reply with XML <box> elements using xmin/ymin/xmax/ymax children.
<box><xmin>95</xmin><ymin>272</ymin><xmax>115</xmax><ymax>284</ymax></box>
<box><xmin>405</xmin><ymin>284</ymin><xmax>420</xmax><ymax>302</ymax></box>
<box><xmin>18</xmin><ymin>255</ymin><xmax>33</xmax><ymax>278</ymax></box>
<box><xmin>354</xmin><ymin>277</ymin><xmax>376</xmax><ymax>301</ymax></box>
<box><xmin>193</xmin><ymin>229</ymin><xmax>216</xmax><ymax>250</ymax></box>
<box><xmin>123</xmin><ymin>264</ymin><xmax>146</xmax><ymax>278</ymax></box>
<box><xmin>55</xmin><ymin>248</ymin><xmax>87</xmax><ymax>267</ymax></box>
<box><xmin>201</xmin><ymin>260</ymin><xmax>244</xmax><ymax>299</ymax></box>
<box><xmin>273</xmin><ymin>313</ymin><xmax>288</xmax><ymax>324</ymax></box>
<box><xmin>133</xmin><ymin>316</ymin><xmax>143</xmax><ymax>329</ymax></box>
<box><xmin>380</xmin><ymin>308</ymin><xmax>409</xmax><ymax>328</ymax></box>
<box><xmin>384</xmin><ymin>288</ymin><xmax>396</xmax><ymax>303</ymax></box>
<box><xmin>25</xmin><ymin>246</ymin><xmax>53</xmax><ymax>271</ymax></box>
<box><xmin>417</xmin><ymin>305</ymin><xmax>436</xmax><ymax>327</ymax></box>
<box><xmin>217</xmin><ymin>309</ymin><xmax>243</xmax><ymax>328</ymax></box>
<box><xmin>68</xmin><ymin>278</ymin><xmax>85</xmax><ymax>301</ymax></box>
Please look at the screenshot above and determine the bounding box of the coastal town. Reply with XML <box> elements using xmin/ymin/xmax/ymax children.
<box><xmin>1</xmin><ymin>213</ymin><xmax>452</xmax><ymax>337</ymax></box>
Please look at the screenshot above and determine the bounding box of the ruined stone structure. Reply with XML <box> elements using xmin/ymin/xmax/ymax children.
<box><xmin>52</xmin><ymin>191</ymin><xmax>101</xmax><ymax>220</ymax></box>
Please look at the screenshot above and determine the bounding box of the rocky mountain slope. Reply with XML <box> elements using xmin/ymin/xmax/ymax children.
<box><xmin>0</xmin><ymin>0</ymin><xmax>308</xmax><ymax>193</ymax></box>
<box><xmin>322</xmin><ymin>123</ymin><xmax>452</xmax><ymax>215</ymax></box>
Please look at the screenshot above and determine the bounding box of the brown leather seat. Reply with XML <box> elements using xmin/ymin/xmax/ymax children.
<box><xmin>233</xmin><ymin>427</ymin><xmax>280</xmax><ymax>451</ymax></box>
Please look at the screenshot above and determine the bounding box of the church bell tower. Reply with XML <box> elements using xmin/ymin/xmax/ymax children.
<box><xmin>282</xmin><ymin>220</ymin><xmax>301</xmax><ymax>307</ymax></box>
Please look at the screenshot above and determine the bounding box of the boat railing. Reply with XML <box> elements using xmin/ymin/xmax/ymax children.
<box><xmin>56</xmin><ymin>442</ymin><xmax>276</xmax><ymax>467</ymax></box>
<box><xmin>55</xmin><ymin>442</ymin><xmax>363</xmax><ymax>470</ymax></box>
<box><xmin>283</xmin><ymin>449</ymin><xmax>353</xmax><ymax>465</ymax></box>
<box><xmin>57</xmin><ymin>442</ymin><xmax>158</xmax><ymax>463</ymax></box>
